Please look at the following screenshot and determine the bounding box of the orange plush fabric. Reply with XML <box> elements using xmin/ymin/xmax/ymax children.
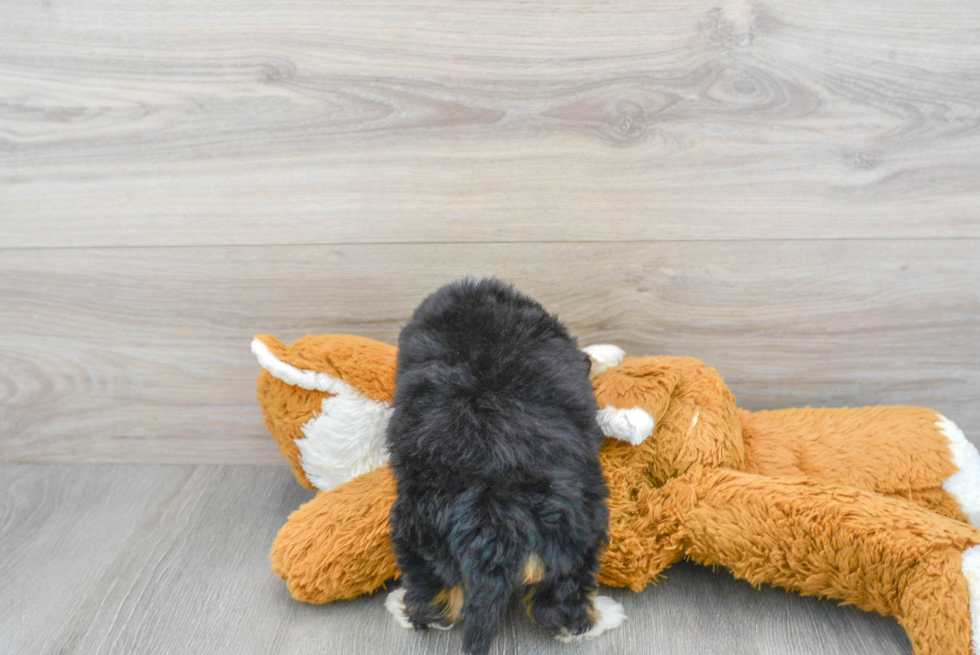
<box><xmin>254</xmin><ymin>334</ymin><xmax>980</xmax><ymax>655</ymax></box>
<box><xmin>270</xmin><ymin>466</ymin><xmax>398</xmax><ymax>603</ymax></box>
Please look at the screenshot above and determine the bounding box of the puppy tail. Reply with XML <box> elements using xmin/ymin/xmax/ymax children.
<box><xmin>458</xmin><ymin>544</ymin><xmax>525</xmax><ymax>655</ymax></box>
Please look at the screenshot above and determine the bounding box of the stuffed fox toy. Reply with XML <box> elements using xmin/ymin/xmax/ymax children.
<box><xmin>253</xmin><ymin>333</ymin><xmax>980</xmax><ymax>655</ymax></box>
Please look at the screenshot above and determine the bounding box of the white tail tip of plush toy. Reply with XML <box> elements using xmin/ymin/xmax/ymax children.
<box><xmin>583</xmin><ymin>344</ymin><xmax>626</xmax><ymax>378</ymax></box>
<box><xmin>939</xmin><ymin>415</ymin><xmax>980</xmax><ymax>527</ymax></box>
<box><xmin>960</xmin><ymin>544</ymin><xmax>980</xmax><ymax>653</ymax></box>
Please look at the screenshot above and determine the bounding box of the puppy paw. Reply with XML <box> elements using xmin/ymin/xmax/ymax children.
<box><xmin>385</xmin><ymin>588</ymin><xmax>457</xmax><ymax>631</ymax></box>
<box><xmin>553</xmin><ymin>596</ymin><xmax>626</xmax><ymax>642</ymax></box>
<box><xmin>385</xmin><ymin>588</ymin><xmax>413</xmax><ymax>629</ymax></box>
<box><xmin>584</xmin><ymin>596</ymin><xmax>626</xmax><ymax>638</ymax></box>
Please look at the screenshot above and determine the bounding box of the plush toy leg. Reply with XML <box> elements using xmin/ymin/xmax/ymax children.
<box><xmin>671</xmin><ymin>467</ymin><xmax>980</xmax><ymax>655</ymax></box>
<box><xmin>270</xmin><ymin>466</ymin><xmax>399</xmax><ymax>603</ymax></box>
<box><xmin>741</xmin><ymin>407</ymin><xmax>980</xmax><ymax>525</ymax></box>
<box><xmin>883</xmin><ymin>487</ymin><xmax>968</xmax><ymax>524</ymax></box>
<box><xmin>596</xmin><ymin>462</ymin><xmax>687</xmax><ymax>591</ymax></box>
<box><xmin>899</xmin><ymin>546</ymin><xmax>975</xmax><ymax>655</ymax></box>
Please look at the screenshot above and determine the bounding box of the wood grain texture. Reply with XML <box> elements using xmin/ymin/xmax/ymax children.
<box><xmin>0</xmin><ymin>464</ymin><xmax>912</xmax><ymax>655</ymax></box>
<box><xmin>1</xmin><ymin>2</ymin><xmax>975</xmax><ymax>652</ymax></box>
<box><xmin>1</xmin><ymin>240</ymin><xmax>977</xmax><ymax>464</ymax></box>
<box><xmin>2</xmin><ymin>0</ymin><xmax>979</xmax><ymax>246</ymax></box>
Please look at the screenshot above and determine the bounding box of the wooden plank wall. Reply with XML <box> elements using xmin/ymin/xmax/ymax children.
<box><xmin>2</xmin><ymin>0</ymin><xmax>978</xmax><ymax>464</ymax></box>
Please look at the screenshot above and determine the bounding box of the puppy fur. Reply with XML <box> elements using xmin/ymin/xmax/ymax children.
<box><xmin>386</xmin><ymin>278</ymin><xmax>615</xmax><ymax>655</ymax></box>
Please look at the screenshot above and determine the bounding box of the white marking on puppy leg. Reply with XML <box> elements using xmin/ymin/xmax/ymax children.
<box><xmin>939</xmin><ymin>415</ymin><xmax>980</xmax><ymax>527</ymax></box>
<box><xmin>583</xmin><ymin>344</ymin><xmax>626</xmax><ymax>378</ymax></box>
<box><xmin>385</xmin><ymin>588</ymin><xmax>413</xmax><ymax>629</ymax></box>
<box><xmin>960</xmin><ymin>545</ymin><xmax>980</xmax><ymax>652</ymax></box>
<box><xmin>584</xmin><ymin>596</ymin><xmax>627</xmax><ymax>638</ymax></box>
<box><xmin>596</xmin><ymin>406</ymin><xmax>655</xmax><ymax>445</ymax></box>
<box><xmin>553</xmin><ymin>596</ymin><xmax>627</xmax><ymax>643</ymax></box>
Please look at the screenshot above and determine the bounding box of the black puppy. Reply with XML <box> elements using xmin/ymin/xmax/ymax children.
<box><xmin>384</xmin><ymin>277</ymin><xmax>625</xmax><ymax>655</ymax></box>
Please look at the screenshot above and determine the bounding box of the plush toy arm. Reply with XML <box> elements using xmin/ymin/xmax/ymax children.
<box><xmin>597</xmin><ymin>466</ymin><xmax>687</xmax><ymax>591</ymax></box>
<box><xmin>271</xmin><ymin>466</ymin><xmax>399</xmax><ymax>603</ymax></box>
<box><xmin>595</xmin><ymin>356</ymin><xmax>745</xmax><ymax>485</ymax></box>
<box><xmin>676</xmin><ymin>466</ymin><xmax>980</xmax><ymax>655</ymax></box>
<box><xmin>592</xmin><ymin>357</ymin><xmax>682</xmax><ymax>431</ymax></box>
<box><xmin>741</xmin><ymin>407</ymin><xmax>980</xmax><ymax>526</ymax></box>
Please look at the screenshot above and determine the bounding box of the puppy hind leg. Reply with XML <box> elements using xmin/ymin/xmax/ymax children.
<box><xmin>526</xmin><ymin>574</ymin><xmax>592</xmax><ymax>639</ymax></box>
<box><xmin>386</xmin><ymin>548</ymin><xmax>457</xmax><ymax>630</ymax></box>
<box><xmin>386</xmin><ymin>579</ymin><xmax>449</xmax><ymax>630</ymax></box>
<box><xmin>581</xmin><ymin>594</ymin><xmax>627</xmax><ymax>639</ymax></box>
<box><xmin>527</xmin><ymin>553</ymin><xmax>625</xmax><ymax>642</ymax></box>
<box><xmin>531</xmin><ymin>583</ymin><xmax>625</xmax><ymax>642</ymax></box>
<box><xmin>405</xmin><ymin>576</ymin><xmax>459</xmax><ymax>630</ymax></box>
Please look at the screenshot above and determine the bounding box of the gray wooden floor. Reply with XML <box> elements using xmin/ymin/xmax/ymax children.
<box><xmin>0</xmin><ymin>464</ymin><xmax>911</xmax><ymax>655</ymax></box>
<box><xmin>2</xmin><ymin>0</ymin><xmax>979</xmax><ymax>652</ymax></box>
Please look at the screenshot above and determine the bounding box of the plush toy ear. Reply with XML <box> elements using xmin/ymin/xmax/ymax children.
<box><xmin>583</xmin><ymin>343</ymin><xmax>626</xmax><ymax>378</ymax></box>
<box><xmin>252</xmin><ymin>334</ymin><xmax>397</xmax><ymax>402</ymax></box>
<box><xmin>252</xmin><ymin>334</ymin><xmax>397</xmax><ymax>491</ymax></box>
